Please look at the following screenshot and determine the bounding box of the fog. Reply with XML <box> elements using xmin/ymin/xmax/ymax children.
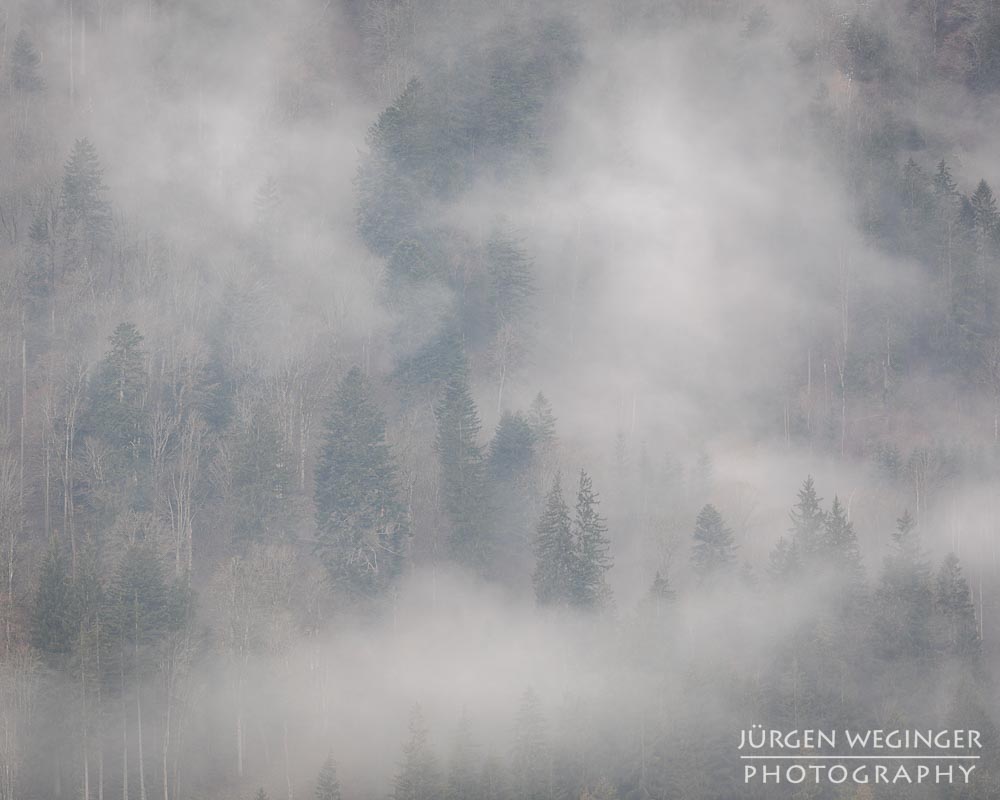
<box><xmin>3</xmin><ymin>1</ymin><xmax>1000</xmax><ymax>799</ymax></box>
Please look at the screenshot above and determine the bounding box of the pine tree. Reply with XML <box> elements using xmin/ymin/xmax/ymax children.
<box><xmin>314</xmin><ymin>367</ymin><xmax>408</xmax><ymax>599</ymax></box>
<box><xmin>789</xmin><ymin>476</ymin><xmax>825</xmax><ymax>561</ymax></box>
<box><xmin>30</xmin><ymin>542</ymin><xmax>75</xmax><ymax>666</ymax></box>
<box><xmin>533</xmin><ymin>475</ymin><xmax>575</xmax><ymax>606</ymax></box>
<box><xmin>971</xmin><ymin>179</ymin><xmax>999</xmax><ymax>238</ymax></box>
<box><xmin>62</xmin><ymin>138</ymin><xmax>112</xmax><ymax>265</ymax></box>
<box><xmin>485</xmin><ymin>227</ymin><xmax>534</xmax><ymax>326</ymax></box>
<box><xmin>435</xmin><ymin>363</ymin><xmax>489</xmax><ymax>571</ymax></box>
<box><xmin>393</xmin><ymin>705</ymin><xmax>443</xmax><ymax>800</ymax></box>
<box><xmin>933</xmin><ymin>160</ymin><xmax>958</xmax><ymax>199</ymax></box>
<box><xmin>690</xmin><ymin>504</ymin><xmax>736</xmax><ymax>581</ymax></box>
<box><xmin>767</xmin><ymin>536</ymin><xmax>799</xmax><ymax>582</ymax></box>
<box><xmin>874</xmin><ymin>511</ymin><xmax>933</xmax><ymax>658</ymax></box>
<box><xmin>231</xmin><ymin>405</ymin><xmax>293</xmax><ymax>545</ymax></box>
<box><xmin>571</xmin><ymin>470</ymin><xmax>612</xmax><ymax>610</ymax></box>
<box><xmin>315</xmin><ymin>755</ymin><xmax>342</xmax><ymax>800</ymax></box>
<box><xmin>488</xmin><ymin>411</ymin><xmax>537</xmax><ymax>581</ymax></box>
<box><xmin>527</xmin><ymin>392</ymin><xmax>557</xmax><ymax>447</ymax></box>
<box><xmin>935</xmin><ymin>553</ymin><xmax>980</xmax><ymax>658</ymax></box>
<box><xmin>11</xmin><ymin>31</ymin><xmax>44</xmax><ymax>92</ymax></box>
<box><xmin>86</xmin><ymin>322</ymin><xmax>148</xmax><ymax>455</ymax></box>
<box><xmin>819</xmin><ymin>496</ymin><xmax>864</xmax><ymax>583</ymax></box>
<box><xmin>511</xmin><ymin>689</ymin><xmax>547</xmax><ymax>800</ymax></box>
<box><xmin>254</xmin><ymin>789</ymin><xmax>269</xmax><ymax>800</ymax></box>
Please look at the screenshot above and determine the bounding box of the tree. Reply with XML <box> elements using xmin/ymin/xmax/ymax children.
<box><xmin>789</xmin><ymin>476</ymin><xmax>825</xmax><ymax>561</ymax></box>
<box><xmin>767</xmin><ymin>536</ymin><xmax>799</xmax><ymax>583</ymax></box>
<box><xmin>690</xmin><ymin>504</ymin><xmax>736</xmax><ymax>581</ymax></box>
<box><xmin>10</xmin><ymin>31</ymin><xmax>44</xmax><ymax>93</ymax></box>
<box><xmin>86</xmin><ymin>322</ymin><xmax>148</xmax><ymax>461</ymax></box>
<box><xmin>435</xmin><ymin>363</ymin><xmax>488</xmax><ymax>571</ymax></box>
<box><xmin>819</xmin><ymin>496</ymin><xmax>863</xmax><ymax>583</ymax></box>
<box><xmin>571</xmin><ymin>471</ymin><xmax>612</xmax><ymax>610</ymax></box>
<box><xmin>315</xmin><ymin>755</ymin><xmax>342</xmax><ymax>800</ymax></box>
<box><xmin>533</xmin><ymin>475</ymin><xmax>575</xmax><ymax>606</ymax></box>
<box><xmin>487</xmin><ymin>411</ymin><xmax>537</xmax><ymax>581</ymax></box>
<box><xmin>874</xmin><ymin>511</ymin><xmax>933</xmax><ymax>658</ymax></box>
<box><xmin>314</xmin><ymin>367</ymin><xmax>408</xmax><ymax>599</ymax></box>
<box><xmin>393</xmin><ymin>705</ymin><xmax>443</xmax><ymax>800</ymax></box>
<box><xmin>29</xmin><ymin>542</ymin><xmax>75</xmax><ymax>666</ymax></box>
<box><xmin>935</xmin><ymin>553</ymin><xmax>980</xmax><ymax>658</ymax></box>
<box><xmin>527</xmin><ymin>393</ymin><xmax>556</xmax><ymax>447</ymax></box>
<box><xmin>62</xmin><ymin>139</ymin><xmax>112</xmax><ymax>266</ymax></box>
<box><xmin>971</xmin><ymin>179</ymin><xmax>999</xmax><ymax>239</ymax></box>
<box><xmin>511</xmin><ymin>689</ymin><xmax>548</xmax><ymax>800</ymax></box>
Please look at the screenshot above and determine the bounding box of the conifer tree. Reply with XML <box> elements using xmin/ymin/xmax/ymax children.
<box><xmin>30</xmin><ymin>542</ymin><xmax>75</xmax><ymax>666</ymax></box>
<box><xmin>936</xmin><ymin>553</ymin><xmax>980</xmax><ymax>658</ymax></box>
<box><xmin>571</xmin><ymin>470</ymin><xmax>612</xmax><ymax>610</ymax></box>
<box><xmin>971</xmin><ymin>179</ymin><xmax>999</xmax><ymax>238</ymax></box>
<box><xmin>690</xmin><ymin>504</ymin><xmax>736</xmax><ymax>581</ymax></box>
<box><xmin>62</xmin><ymin>138</ymin><xmax>112</xmax><ymax>265</ymax></box>
<box><xmin>11</xmin><ymin>31</ymin><xmax>44</xmax><ymax>93</ymax></box>
<box><xmin>315</xmin><ymin>755</ymin><xmax>342</xmax><ymax>800</ymax></box>
<box><xmin>488</xmin><ymin>411</ymin><xmax>537</xmax><ymax>580</ymax></box>
<box><xmin>789</xmin><ymin>476</ymin><xmax>825</xmax><ymax>560</ymax></box>
<box><xmin>314</xmin><ymin>367</ymin><xmax>408</xmax><ymax>599</ymax></box>
<box><xmin>86</xmin><ymin>322</ymin><xmax>148</xmax><ymax>457</ymax></box>
<box><xmin>485</xmin><ymin>227</ymin><xmax>534</xmax><ymax>327</ymax></box>
<box><xmin>874</xmin><ymin>511</ymin><xmax>933</xmax><ymax>658</ymax></box>
<box><xmin>435</xmin><ymin>362</ymin><xmax>488</xmax><ymax>571</ymax></box>
<box><xmin>767</xmin><ymin>536</ymin><xmax>799</xmax><ymax>582</ymax></box>
<box><xmin>527</xmin><ymin>392</ymin><xmax>557</xmax><ymax>448</ymax></box>
<box><xmin>819</xmin><ymin>496</ymin><xmax>864</xmax><ymax>583</ymax></box>
<box><xmin>533</xmin><ymin>475</ymin><xmax>575</xmax><ymax>606</ymax></box>
<box><xmin>393</xmin><ymin>705</ymin><xmax>443</xmax><ymax>800</ymax></box>
<box><xmin>933</xmin><ymin>160</ymin><xmax>958</xmax><ymax>199</ymax></box>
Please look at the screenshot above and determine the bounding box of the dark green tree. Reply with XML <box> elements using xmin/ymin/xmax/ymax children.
<box><xmin>11</xmin><ymin>31</ymin><xmax>44</xmax><ymax>92</ymax></box>
<box><xmin>62</xmin><ymin>138</ymin><xmax>112</xmax><ymax>266</ymax></box>
<box><xmin>527</xmin><ymin>393</ymin><xmax>556</xmax><ymax>447</ymax></box>
<box><xmin>571</xmin><ymin>470</ymin><xmax>612</xmax><ymax>610</ymax></box>
<box><xmin>819</xmin><ymin>496</ymin><xmax>864</xmax><ymax>584</ymax></box>
<box><xmin>533</xmin><ymin>475</ymin><xmax>575</xmax><ymax>606</ymax></box>
<box><xmin>30</xmin><ymin>542</ymin><xmax>75</xmax><ymax>666</ymax></box>
<box><xmin>874</xmin><ymin>511</ymin><xmax>933</xmax><ymax>658</ymax></box>
<box><xmin>789</xmin><ymin>476</ymin><xmax>825</xmax><ymax>561</ymax></box>
<box><xmin>86</xmin><ymin>322</ymin><xmax>148</xmax><ymax>456</ymax></box>
<box><xmin>935</xmin><ymin>553</ymin><xmax>980</xmax><ymax>658</ymax></box>
<box><xmin>488</xmin><ymin>411</ymin><xmax>537</xmax><ymax>581</ymax></box>
<box><xmin>314</xmin><ymin>367</ymin><xmax>408</xmax><ymax>599</ymax></box>
<box><xmin>393</xmin><ymin>705</ymin><xmax>443</xmax><ymax>800</ymax></box>
<box><xmin>690</xmin><ymin>504</ymin><xmax>736</xmax><ymax>581</ymax></box>
<box><xmin>315</xmin><ymin>755</ymin><xmax>342</xmax><ymax>800</ymax></box>
<box><xmin>435</xmin><ymin>363</ymin><xmax>488</xmax><ymax>571</ymax></box>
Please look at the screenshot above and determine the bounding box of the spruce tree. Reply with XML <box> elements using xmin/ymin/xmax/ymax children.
<box><xmin>30</xmin><ymin>542</ymin><xmax>75</xmax><ymax>666</ymax></box>
<box><xmin>446</xmin><ymin>712</ymin><xmax>478</xmax><ymax>800</ymax></box>
<box><xmin>86</xmin><ymin>322</ymin><xmax>148</xmax><ymax>456</ymax></box>
<box><xmin>971</xmin><ymin>179</ymin><xmax>999</xmax><ymax>238</ymax></box>
<box><xmin>435</xmin><ymin>362</ymin><xmax>488</xmax><ymax>571</ymax></box>
<box><xmin>571</xmin><ymin>470</ymin><xmax>612</xmax><ymax>610</ymax></box>
<box><xmin>767</xmin><ymin>536</ymin><xmax>799</xmax><ymax>583</ymax></box>
<box><xmin>935</xmin><ymin>553</ymin><xmax>980</xmax><ymax>658</ymax></box>
<box><xmin>874</xmin><ymin>511</ymin><xmax>933</xmax><ymax>658</ymax></box>
<box><xmin>527</xmin><ymin>392</ymin><xmax>557</xmax><ymax>447</ymax></box>
<box><xmin>789</xmin><ymin>476</ymin><xmax>825</xmax><ymax>561</ymax></box>
<box><xmin>485</xmin><ymin>227</ymin><xmax>534</xmax><ymax>326</ymax></box>
<box><xmin>393</xmin><ymin>705</ymin><xmax>443</xmax><ymax>800</ymax></box>
<box><xmin>487</xmin><ymin>411</ymin><xmax>537</xmax><ymax>581</ymax></box>
<box><xmin>62</xmin><ymin>138</ymin><xmax>112</xmax><ymax>264</ymax></box>
<box><xmin>533</xmin><ymin>474</ymin><xmax>575</xmax><ymax>606</ymax></box>
<box><xmin>819</xmin><ymin>496</ymin><xmax>864</xmax><ymax>584</ymax></box>
<box><xmin>690</xmin><ymin>504</ymin><xmax>736</xmax><ymax>581</ymax></box>
<box><xmin>314</xmin><ymin>367</ymin><xmax>408</xmax><ymax>599</ymax></box>
<box><xmin>11</xmin><ymin>31</ymin><xmax>44</xmax><ymax>93</ymax></box>
<box><xmin>315</xmin><ymin>755</ymin><xmax>342</xmax><ymax>800</ymax></box>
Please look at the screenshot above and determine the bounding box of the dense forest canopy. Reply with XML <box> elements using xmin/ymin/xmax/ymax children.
<box><xmin>0</xmin><ymin>0</ymin><xmax>999</xmax><ymax>798</ymax></box>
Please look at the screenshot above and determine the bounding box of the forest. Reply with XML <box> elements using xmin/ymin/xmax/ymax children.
<box><xmin>0</xmin><ymin>0</ymin><xmax>999</xmax><ymax>798</ymax></box>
